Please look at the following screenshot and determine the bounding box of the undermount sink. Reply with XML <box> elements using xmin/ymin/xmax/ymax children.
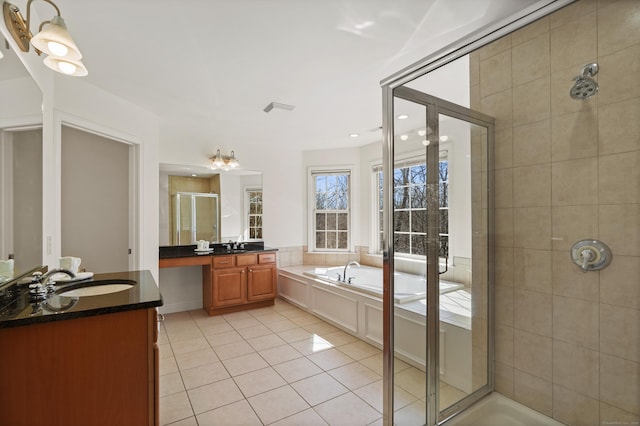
<box><xmin>57</xmin><ymin>279</ymin><xmax>135</xmax><ymax>297</ymax></box>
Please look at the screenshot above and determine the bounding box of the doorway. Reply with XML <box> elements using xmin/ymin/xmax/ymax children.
<box><xmin>382</xmin><ymin>87</ymin><xmax>494</xmax><ymax>425</ymax></box>
<box><xmin>61</xmin><ymin>126</ymin><xmax>133</xmax><ymax>273</ymax></box>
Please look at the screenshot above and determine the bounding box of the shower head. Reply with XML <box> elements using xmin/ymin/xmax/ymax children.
<box><xmin>570</xmin><ymin>63</ymin><xmax>599</xmax><ymax>100</ymax></box>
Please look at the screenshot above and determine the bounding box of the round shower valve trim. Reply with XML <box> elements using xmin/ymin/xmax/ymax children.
<box><xmin>570</xmin><ymin>239</ymin><xmax>612</xmax><ymax>272</ymax></box>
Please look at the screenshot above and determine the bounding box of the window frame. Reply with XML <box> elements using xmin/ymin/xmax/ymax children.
<box><xmin>372</xmin><ymin>148</ymin><xmax>450</xmax><ymax>260</ymax></box>
<box><xmin>243</xmin><ymin>186</ymin><xmax>263</xmax><ymax>241</ymax></box>
<box><xmin>307</xmin><ymin>167</ymin><xmax>352</xmax><ymax>253</ymax></box>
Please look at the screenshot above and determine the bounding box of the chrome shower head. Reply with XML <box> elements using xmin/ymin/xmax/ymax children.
<box><xmin>570</xmin><ymin>63</ymin><xmax>599</xmax><ymax>100</ymax></box>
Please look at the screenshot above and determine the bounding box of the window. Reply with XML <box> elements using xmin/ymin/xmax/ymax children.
<box><xmin>245</xmin><ymin>188</ymin><xmax>263</xmax><ymax>239</ymax></box>
<box><xmin>374</xmin><ymin>153</ymin><xmax>448</xmax><ymax>257</ymax></box>
<box><xmin>311</xmin><ymin>171</ymin><xmax>350</xmax><ymax>251</ymax></box>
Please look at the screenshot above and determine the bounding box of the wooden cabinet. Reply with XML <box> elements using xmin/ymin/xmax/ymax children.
<box><xmin>204</xmin><ymin>251</ymin><xmax>277</xmax><ymax>315</ymax></box>
<box><xmin>0</xmin><ymin>308</ymin><xmax>159</xmax><ymax>426</ymax></box>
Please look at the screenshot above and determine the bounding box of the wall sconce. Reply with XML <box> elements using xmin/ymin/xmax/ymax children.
<box><xmin>3</xmin><ymin>0</ymin><xmax>87</xmax><ymax>76</ymax></box>
<box><xmin>210</xmin><ymin>149</ymin><xmax>239</xmax><ymax>171</ymax></box>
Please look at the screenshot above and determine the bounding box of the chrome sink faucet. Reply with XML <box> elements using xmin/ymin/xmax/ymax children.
<box><xmin>342</xmin><ymin>261</ymin><xmax>360</xmax><ymax>283</ymax></box>
<box><xmin>29</xmin><ymin>269</ymin><xmax>76</xmax><ymax>299</ymax></box>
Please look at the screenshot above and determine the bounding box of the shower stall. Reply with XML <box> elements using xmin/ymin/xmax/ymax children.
<box><xmin>381</xmin><ymin>82</ymin><xmax>495</xmax><ymax>424</ymax></box>
<box><xmin>381</xmin><ymin>0</ymin><xmax>640</xmax><ymax>424</ymax></box>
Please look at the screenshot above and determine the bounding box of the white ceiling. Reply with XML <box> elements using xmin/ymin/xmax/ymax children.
<box><xmin>6</xmin><ymin>0</ymin><xmax>548</xmax><ymax>153</ymax></box>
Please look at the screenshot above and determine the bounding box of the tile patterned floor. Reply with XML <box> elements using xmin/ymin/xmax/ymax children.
<box><xmin>159</xmin><ymin>298</ymin><xmax>466</xmax><ymax>425</ymax></box>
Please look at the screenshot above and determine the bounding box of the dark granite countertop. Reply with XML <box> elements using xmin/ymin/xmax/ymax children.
<box><xmin>0</xmin><ymin>270</ymin><xmax>163</xmax><ymax>329</ymax></box>
<box><xmin>159</xmin><ymin>243</ymin><xmax>277</xmax><ymax>259</ymax></box>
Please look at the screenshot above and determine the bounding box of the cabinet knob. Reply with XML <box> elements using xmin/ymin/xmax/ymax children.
<box><xmin>249</xmin><ymin>269</ymin><xmax>253</xmax><ymax>273</ymax></box>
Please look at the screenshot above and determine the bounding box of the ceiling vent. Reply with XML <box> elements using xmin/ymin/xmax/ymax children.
<box><xmin>263</xmin><ymin>102</ymin><xmax>295</xmax><ymax>113</ymax></box>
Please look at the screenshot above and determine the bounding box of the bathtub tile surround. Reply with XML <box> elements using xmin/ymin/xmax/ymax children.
<box><xmin>472</xmin><ymin>0</ymin><xmax>640</xmax><ymax>423</ymax></box>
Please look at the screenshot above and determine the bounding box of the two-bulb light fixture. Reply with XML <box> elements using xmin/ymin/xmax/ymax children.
<box><xmin>210</xmin><ymin>148</ymin><xmax>239</xmax><ymax>171</ymax></box>
<box><xmin>3</xmin><ymin>0</ymin><xmax>87</xmax><ymax>76</ymax></box>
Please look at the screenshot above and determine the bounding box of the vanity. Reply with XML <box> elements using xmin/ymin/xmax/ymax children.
<box><xmin>0</xmin><ymin>270</ymin><xmax>163</xmax><ymax>426</ymax></box>
<box><xmin>159</xmin><ymin>243</ymin><xmax>277</xmax><ymax>315</ymax></box>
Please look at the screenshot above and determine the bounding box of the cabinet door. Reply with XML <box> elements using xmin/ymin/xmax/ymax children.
<box><xmin>247</xmin><ymin>265</ymin><xmax>276</xmax><ymax>302</ymax></box>
<box><xmin>213</xmin><ymin>267</ymin><xmax>246</xmax><ymax>306</ymax></box>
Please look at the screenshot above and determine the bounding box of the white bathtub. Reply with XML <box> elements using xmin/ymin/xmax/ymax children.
<box><xmin>303</xmin><ymin>265</ymin><xmax>463</xmax><ymax>303</ymax></box>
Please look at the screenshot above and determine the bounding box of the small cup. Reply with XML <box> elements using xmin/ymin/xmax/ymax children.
<box><xmin>0</xmin><ymin>259</ymin><xmax>14</xmax><ymax>277</ymax></box>
<box><xmin>60</xmin><ymin>256</ymin><xmax>81</xmax><ymax>274</ymax></box>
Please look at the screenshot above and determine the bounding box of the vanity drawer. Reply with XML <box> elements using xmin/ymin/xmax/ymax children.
<box><xmin>213</xmin><ymin>256</ymin><xmax>234</xmax><ymax>268</ymax></box>
<box><xmin>258</xmin><ymin>253</ymin><xmax>276</xmax><ymax>264</ymax></box>
<box><xmin>236</xmin><ymin>254</ymin><xmax>258</xmax><ymax>266</ymax></box>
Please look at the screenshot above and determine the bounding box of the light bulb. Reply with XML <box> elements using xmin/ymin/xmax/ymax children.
<box><xmin>48</xmin><ymin>41</ymin><xmax>68</xmax><ymax>57</ymax></box>
<box><xmin>58</xmin><ymin>61</ymin><xmax>77</xmax><ymax>75</ymax></box>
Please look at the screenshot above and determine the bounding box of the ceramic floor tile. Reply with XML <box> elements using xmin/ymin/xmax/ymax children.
<box><xmin>227</xmin><ymin>316</ymin><xmax>262</xmax><ymax>330</ymax></box>
<box><xmin>204</xmin><ymin>329</ymin><xmax>244</xmax><ymax>347</ymax></box>
<box><xmin>196</xmin><ymin>399</ymin><xmax>262</xmax><ymax>426</ymax></box>
<box><xmin>328</xmin><ymin>362</ymin><xmax>381</xmax><ymax>390</ymax></box>
<box><xmin>247</xmin><ymin>385</ymin><xmax>310</xmax><ymax>424</ymax></box>
<box><xmin>234</xmin><ymin>366</ymin><xmax>287</xmax><ymax>397</ymax></box>
<box><xmin>276</xmin><ymin>326</ymin><xmax>315</xmax><ymax>343</ymax></box>
<box><xmin>198</xmin><ymin>322</ymin><xmax>234</xmax><ymax>336</ymax></box>
<box><xmin>160</xmin><ymin>371</ymin><xmax>186</xmax><ymax>397</ymax></box>
<box><xmin>353</xmin><ymin>380</ymin><xmax>418</xmax><ymax>413</ymax></box>
<box><xmin>273</xmin><ymin>357</ymin><xmax>324</xmax><ymax>383</ymax></box>
<box><xmin>222</xmin><ymin>352</ymin><xmax>269</xmax><ymax>376</ymax></box>
<box><xmin>358</xmin><ymin>353</ymin><xmax>411</xmax><ymax>376</ymax></box>
<box><xmin>180</xmin><ymin>361</ymin><xmax>230</xmax><ymax>390</ymax></box>
<box><xmin>187</xmin><ymin>378</ymin><xmax>244</xmax><ymax>414</ymax></box>
<box><xmin>247</xmin><ymin>333</ymin><xmax>287</xmax><ymax>351</ymax></box>
<box><xmin>338</xmin><ymin>340</ymin><xmax>381</xmax><ymax>360</ymax></box>
<box><xmin>158</xmin><ymin>343</ymin><xmax>174</xmax><ymax>358</ymax></box>
<box><xmin>213</xmin><ymin>340</ymin><xmax>255</xmax><ymax>360</ymax></box>
<box><xmin>160</xmin><ymin>356</ymin><xmax>178</xmax><ymax>376</ymax></box>
<box><xmin>304</xmin><ymin>321</ymin><xmax>341</xmax><ymax>336</ymax></box>
<box><xmin>270</xmin><ymin>408</ymin><xmax>329</xmax><ymax>426</ymax></box>
<box><xmin>290</xmin><ymin>336</ymin><xmax>334</xmax><ymax>356</ymax></box>
<box><xmin>394</xmin><ymin>367</ymin><xmax>427</xmax><ymax>398</ymax></box>
<box><xmin>159</xmin><ymin>391</ymin><xmax>193</xmax><ymax>426</ymax></box>
<box><xmin>322</xmin><ymin>330</ymin><xmax>360</xmax><ymax>347</ymax></box>
<box><xmin>440</xmin><ymin>384</ymin><xmax>468</xmax><ymax>410</ymax></box>
<box><xmin>236</xmin><ymin>324</ymin><xmax>272</xmax><ymax>339</ymax></box>
<box><xmin>175</xmin><ymin>348</ymin><xmax>219</xmax><ymax>371</ymax></box>
<box><xmin>166</xmin><ymin>416</ymin><xmax>198</xmax><ymax>426</ymax></box>
<box><xmin>314</xmin><ymin>392</ymin><xmax>381</xmax><ymax>426</ymax></box>
<box><xmin>308</xmin><ymin>348</ymin><xmax>355</xmax><ymax>370</ymax></box>
<box><xmin>394</xmin><ymin>399</ymin><xmax>426</xmax><ymax>425</ymax></box>
<box><xmin>170</xmin><ymin>336</ymin><xmax>210</xmax><ymax>356</ymax></box>
<box><xmin>259</xmin><ymin>344</ymin><xmax>304</xmax><ymax>365</ymax></box>
<box><xmin>266</xmin><ymin>318</ymin><xmax>299</xmax><ymax>332</ymax></box>
<box><xmin>291</xmin><ymin>372</ymin><xmax>349</xmax><ymax>406</ymax></box>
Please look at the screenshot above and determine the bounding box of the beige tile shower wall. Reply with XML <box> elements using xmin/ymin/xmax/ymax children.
<box><xmin>471</xmin><ymin>0</ymin><xmax>640</xmax><ymax>424</ymax></box>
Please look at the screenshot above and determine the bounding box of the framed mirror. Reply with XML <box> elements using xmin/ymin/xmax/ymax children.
<box><xmin>0</xmin><ymin>43</ymin><xmax>43</xmax><ymax>284</ymax></box>
<box><xmin>159</xmin><ymin>163</ymin><xmax>262</xmax><ymax>246</ymax></box>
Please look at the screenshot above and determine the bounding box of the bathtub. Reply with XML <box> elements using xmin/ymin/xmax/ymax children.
<box><xmin>303</xmin><ymin>265</ymin><xmax>463</xmax><ymax>303</ymax></box>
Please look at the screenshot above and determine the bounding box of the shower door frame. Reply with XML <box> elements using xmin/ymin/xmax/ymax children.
<box><xmin>383</xmin><ymin>85</ymin><xmax>495</xmax><ymax>425</ymax></box>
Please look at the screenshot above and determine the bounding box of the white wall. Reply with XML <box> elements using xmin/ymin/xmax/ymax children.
<box><xmin>0</xmin><ymin>18</ymin><xmax>161</xmax><ymax>281</ymax></box>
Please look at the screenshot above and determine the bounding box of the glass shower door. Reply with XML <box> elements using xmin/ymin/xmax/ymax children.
<box><xmin>383</xmin><ymin>86</ymin><xmax>494</xmax><ymax>425</ymax></box>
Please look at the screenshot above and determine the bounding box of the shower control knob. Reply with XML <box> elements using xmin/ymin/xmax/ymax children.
<box><xmin>570</xmin><ymin>239</ymin><xmax>612</xmax><ymax>272</ymax></box>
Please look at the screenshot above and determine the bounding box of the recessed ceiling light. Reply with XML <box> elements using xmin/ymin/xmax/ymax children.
<box><xmin>440</xmin><ymin>135</ymin><xmax>449</xmax><ymax>142</ymax></box>
<box><xmin>400</xmin><ymin>134</ymin><xmax>408</xmax><ymax>141</ymax></box>
<box><xmin>349</xmin><ymin>133</ymin><xmax>359</xmax><ymax>138</ymax></box>
<box><xmin>191</xmin><ymin>174</ymin><xmax>197</xmax><ymax>177</ymax></box>
<box><xmin>418</xmin><ymin>129</ymin><xmax>426</xmax><ymax>136</ymax></box>
<box><xmin>397</xmin><ymin>114</ymin><xmax>409</xmax><ymax>120</ymax></box>
<box><xmin>422</xmin><ymin>139</ymin><xmax>430</xmax><ymax>146</ymax></box>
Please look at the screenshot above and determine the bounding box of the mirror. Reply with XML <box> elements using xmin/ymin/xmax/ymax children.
<box><xmin>159</xmin><ymin>163</ymin><xmax>262</xmax><ymax>246</ymax></box>
<box><xmin>0</xmin><ymin>43</ymin><xmax>43</xmax><ymax>284</ymax></box>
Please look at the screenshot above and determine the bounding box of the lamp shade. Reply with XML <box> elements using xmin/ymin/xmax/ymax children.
<box><xmin>31</xmin><ymin>16</ymin><xmax>82</xmax><ymax>60</ymax></box>
<box><xmin>43</xmin><ymin>55</ymin><xmax>88</xmax><ymax>76</ymax></box>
